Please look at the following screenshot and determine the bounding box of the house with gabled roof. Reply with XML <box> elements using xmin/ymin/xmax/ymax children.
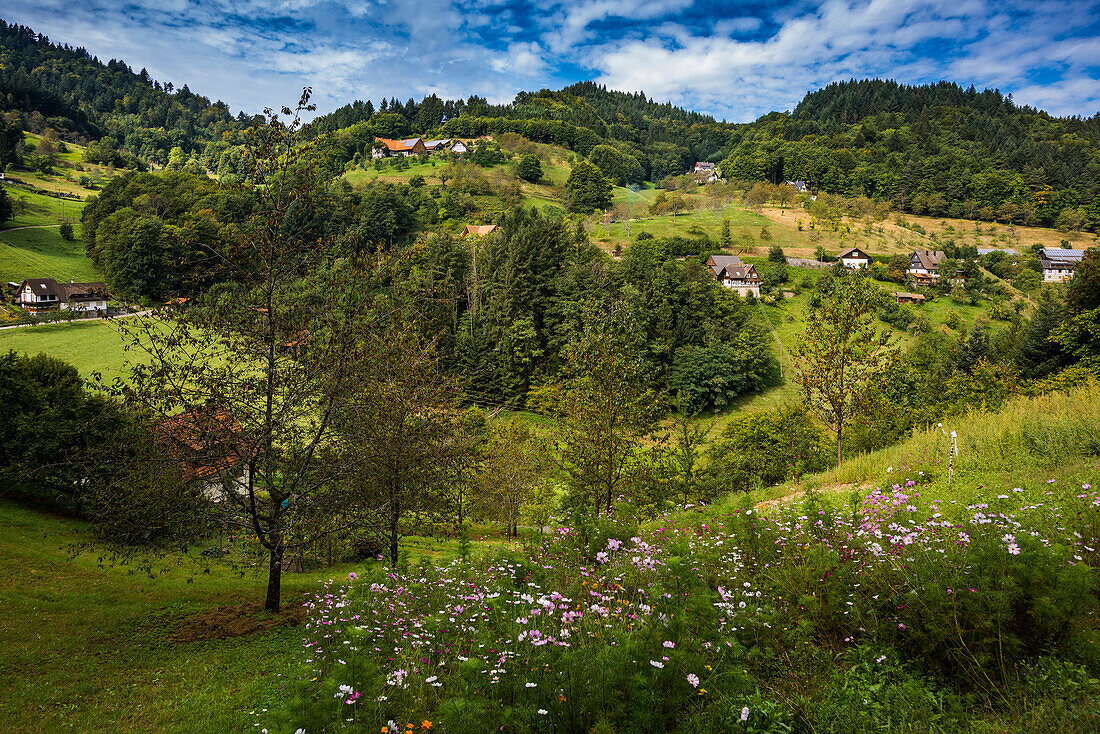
<box><xmin>460</xmin><ymin>224</ymin><xmax>498</xmax><ymax>238</ymax></box>
<box><xmin>158</xmin><ymin>408</ymin><xmax>251</xmax><ymax>502</ymax></box>
<box><xmin>372</xmin><ymin>137</ymin><xmax>427</xmax><ymax>158</ymax></box>
<box><xmin>1040</xmin><ymin>248</ymin><xmax>1086</xmax><ymax>282</ymax></box>
<box><xmin>785</xmin><ymin>180</ymin><xmax>809</xmax><ymax>193</ymax></box>
<box><xmin>908</xmin><ymin>250</ymin><xmax>947</xmax><ymax>284</ymax></box>
<box><xmin>14</xmin><ymin>278</ymin><xmax>110</xmax><ymax>315</ymax></box>
<box><xmin>706</xmin><ymin>255</ymin><xmax>761</xmax><ymax>297</ymax></box>
<box><xmin>838</xmin><ymin>247</ymin><xmax>871</xmax><ymax>269</ymax></box>
<box><xmin>423</xmin><ymin>139</ymin><xmax>452</xmax><ymax>153</ymax></box>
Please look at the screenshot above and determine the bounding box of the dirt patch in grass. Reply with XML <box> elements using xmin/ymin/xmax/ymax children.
<box><xmin>168</xmin><ymin>599</ymin><xmax>306</xmax><ymax>643</ymax></box>
<box><xmin>753</xmin><ymin>483</ymin><xmax>872</xmax><ymax>512</ymax></box>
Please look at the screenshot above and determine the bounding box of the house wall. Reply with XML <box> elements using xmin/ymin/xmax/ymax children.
<box><xmin>842</xmin><ymin>257</ymin><xmax>868</xmax><ymax>269</ymax></box>
<box><xmin>721</xmin><ymin>280</ymin><xmax>760</xmax><ymax>297</ymax></box>
<box><xmin>1043</xmin><ymin>267</ymin><xmax>1073</xmax><ymax>282</ymax></box>
<box><xmin>61</xmin><ymin>300</ymin><xmax>107</xmax><ymax>312</ymax></box>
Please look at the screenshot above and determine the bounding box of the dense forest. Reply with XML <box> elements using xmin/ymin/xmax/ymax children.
<box><xmin>0</xmin><ymin>20</ymin><xmax>250</xmax><ymax>165</ymax></box>
<box><xmin>3</xmin><ymin>21</ymin><xmax>1098</xmax><ymax>228</ymax></box>
<box><xmin>721</xmin><ymin>79</ymin><xmax>1100</xmax><ymax>230</ymax></box>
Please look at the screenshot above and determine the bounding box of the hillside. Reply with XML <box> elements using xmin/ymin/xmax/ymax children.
<box><xmin>721</xmin><ymin>79</ymin><xmax>1100</xmax><ymax>231</ymax></box>
<box><xmin>0</xmin><ymin>19</ymin><xmax>248</xmax><ymax>164</ymax></box>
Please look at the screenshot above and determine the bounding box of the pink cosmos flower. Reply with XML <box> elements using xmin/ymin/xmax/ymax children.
<box><xmin>687</xmin><ymin>673</ymin><xmax>699</xmax><ymax>687</ymax></box>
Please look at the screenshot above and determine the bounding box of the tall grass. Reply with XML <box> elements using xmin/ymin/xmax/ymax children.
<box><xmin>807</xmin><ymin>381</ymin><xmax>1100</xmax><ymax>494</ymax></box>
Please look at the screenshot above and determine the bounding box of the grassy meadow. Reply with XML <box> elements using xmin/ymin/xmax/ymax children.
<box><xmin>263</xmin><ymin>384</ymin><xmax>1100</xmax><ymax>734</ymax></box>
<box><xmin>0</xmin><ymin>319</ymin><xmax>138</xmax><ymax>382</ymax></box>
<box><xmin>0</xmin><ymin>499</ymin><xmax>531</xmax><ymax>733</ymax></box>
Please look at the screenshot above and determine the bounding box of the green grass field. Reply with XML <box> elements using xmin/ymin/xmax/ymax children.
<box><xmin>760</xmin><ymin>380</ymin><xmax>1100</xmax><ymax>512</ymax></box>
<box><xmin>0</xmin><ymin>225</ymin><xmax>101</xmax><ymax>285</ymax></box>
<box><xmin>0</xmin><ymin>497</ymin><xmax>530</xmax><ymax>733</ymax></box>
<box><xmin>0</xmin><ymin>319</ymin><xmax>136</xmax><ymax>382</ymax></box>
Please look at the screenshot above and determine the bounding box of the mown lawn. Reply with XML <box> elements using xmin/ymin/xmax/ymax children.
<box><xmin>0</xmin><ymin>319</ymin><xmax>136</xmax><ymax>382</ymax></box>
<box><xmin>0</xmin><ymin>224</ymin><xmax>101</xmax><ymax>285</ymax></box>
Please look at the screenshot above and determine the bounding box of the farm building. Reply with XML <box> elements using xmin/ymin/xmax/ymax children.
<box><xmin>1040</xmin><ymin>248</ymin><xmax>1086</xmax><ymax>282</ymax></box>
<box><xmin>372</xmin><ymin>137</ymin><xmax>427</xmax><ymax>158</ymax></box>
<box><xmin>13</xmin><ymin>278</ymin><xmax>110</xmax><ymax>315</ymax></box>
<box><xmin>838</xmin><ymin>247</ymin><xmax>871</xmax><ymax>269</ymax></box>
<box><xmin>706</xmin><ymin>255</ymin><xmax>761</xmax><ymax>297</ymax></box>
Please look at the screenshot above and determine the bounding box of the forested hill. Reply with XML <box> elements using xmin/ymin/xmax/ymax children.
<box><xmin>721</xmin><ymin>79</ymin><xmax>1100</xmax><ymax>229</ymax></box>
<box><xmin>0</xmin><ymin>19</ymin><xmax>249</xmax><ymax>163</ymax></box>
<box><xmin>309</xmin><ymin>83</ymin><xmax>736</xmax><ymax>182</ymax></box>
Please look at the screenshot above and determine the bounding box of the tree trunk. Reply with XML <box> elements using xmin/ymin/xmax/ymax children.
<box><xmin>265</xmin><ymin>542</ymin><xmax>284</xmax><ymax>613</ymax></box>
<box><xmin>836</xmin><ymin>421</ymin><xmax>844</xmax><ymax>468</ymax></box>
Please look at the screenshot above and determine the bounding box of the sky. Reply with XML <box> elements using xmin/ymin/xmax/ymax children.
<box><xmin>5</xmin><ymin>0</ymin><xmax>1100</xmax><ymax>122</ymax></box>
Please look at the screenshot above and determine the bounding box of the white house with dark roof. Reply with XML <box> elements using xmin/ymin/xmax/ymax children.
<box><xmin>1040</xmin><ymin>248</ymin><xmax>1086</xmax><ymax>282</ymax></box>
<box><xmin>838</xmin><ymin>246</ymin><xmax>871</xmax><ymax>269</ymax></box>
<box><xmin>14</xmin><ymin>278</ymin><xmax>110</xmax><ymax>314</ymax></box>
<box><xmin>706</xmin><ymin>255</ymin><xmax>761</xmax><ymax>297</ymax></box>
<box><xmin>908</xmin><ymin>250</ymin><xmax>947</xmax><ymax>284</ymax></box>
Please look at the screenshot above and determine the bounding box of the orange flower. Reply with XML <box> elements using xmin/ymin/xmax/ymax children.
<box><xmin>382</xmin><ymin>728</ymin><xmax>389</xmax><ymax>733</ymax></box>
<box><xmin>422</xmin><ymin>722</ymin><xmax>432</xmax><ymax>729</ymax></box>
<box><xmin>559</xmin><ymin>694</ymin><xmax>567</xmax><ymax>702</ymax></box>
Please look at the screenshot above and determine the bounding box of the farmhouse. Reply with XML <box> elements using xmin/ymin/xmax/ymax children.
<box><xmin>423</xmin><ymin>139</ymin><xmax>452</xmax><ymax>153</ymax></box>
<box><xmin>14</xmin><ymin>278</ymin><xmax>110</xmax><ymax>315</ymax></box>
<box><xmin>372</xmin><ymin>137</ymin><xmax>427</xmax><ymax>158</ymax></box>
<box><xmin>785</xmin><ymin>180</ymin><xmax>809</xmax><ymax>193</ymax></box>
<box><xmin>1040</xmin><ymin>248</ymin><xmax>1085</xmax><ymax>282</ymax></box>
<box><xmin>838</xmin><ymin>247</ymin><xmax>871</xmax><ymax>269</ymax></box>
<box><xmin>706</xmin><ymin>255</ymin><xmax>761</xmax><ymax>297</ymax></box>
<box><xmin>908</xmin><ymin>250</ymin><xmax>946</xmax><ymax>284</ymax></box>
<box><xmin>450</xmin><ymin>140</ymin><xmax>469</xmax><ymax>154</ymax></box>
<box><xmin>460</xmin><ymin>224</ymin><xmax>498</xmax><ymax>238</ymax></box>
<box><xmin>892</xmin><ymin>291</ymin><xmax>926</xmax><ymax>305</ymax></box>
<box><xmin>158</xmin><ymin>408</ymin><xmax>251</xmax><ymax>503</ymax></box>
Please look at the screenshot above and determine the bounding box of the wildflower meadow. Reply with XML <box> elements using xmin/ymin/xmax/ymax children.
<box><xmin>269</xmin><ymin>476</ymin><xmax>1100</xmax><ymax>733</ymax></box>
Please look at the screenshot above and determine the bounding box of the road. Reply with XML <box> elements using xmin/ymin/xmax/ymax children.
<box><xmin>0</xmin><ymin>309</ymin><xmax>153</xmax><ymax>331</ymax></box>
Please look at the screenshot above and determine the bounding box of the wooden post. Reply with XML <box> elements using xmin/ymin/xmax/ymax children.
<box><xmin>947</xmin><ymin>430</ymin><xmax>957</xmax><ymax>492</ymax></box>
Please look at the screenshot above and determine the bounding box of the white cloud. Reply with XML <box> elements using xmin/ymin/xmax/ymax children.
<box><xmin>3</xmin><ymin>0</ymin><xmax>1097</xmax><ymax>122</ymax></box>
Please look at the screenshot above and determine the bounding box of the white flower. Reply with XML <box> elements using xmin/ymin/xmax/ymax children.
<box><xmin>425</xmin><ymin>676</ymin><xmax>437</xmax><ymax>683</ymax></box>
<box><xmin>741</xmin><ymin>706</ymin><xmax>750</xmax><ymax>721</ymax></box>
<box><xmin>526</xmin><ymin>682</ymin><xmax>537</xmax><ymax>688</ymax></box>
<box><xmin>649</xmin><ymin>660</ymin><xmax>664</xmax><ymax>668</ymax></box>
<box><xmin>538</xmin><ymin>709</ymin><xmax>548</xmax><ymax>715</ymax></box>
<box><xmin>687</xmin><ymin>673</ymin><xmax>699</xmax><ymax>687</ymax></box>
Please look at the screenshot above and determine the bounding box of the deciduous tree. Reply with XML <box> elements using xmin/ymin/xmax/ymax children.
<box><xmin>795</xmin><ymin>274</ymin><xmax>894</xmax><ymax>466</ymax></box>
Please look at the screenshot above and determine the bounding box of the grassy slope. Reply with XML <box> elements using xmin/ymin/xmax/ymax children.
<box><xmin>0</xmin><ymin>221</ymin><xmax>100</xmax><ymax>285</ymax></box>
<box><xmin>742</xmin><ymin>381</ymin><xmax>1100</xmax><ymax>511</ymax></box>
<box><xmin>0</xmin><ymin>500</ymin><xmax>303</xmax><ymax>734</ymax></box>
<box><xmin>0</xmin><ymin>319</ymin><xmax>135</xmax><ymax>381</ymax></box>
<box><xmin>0</xmin><ymin>499</ymin><xmax>526</xmax><ymax>733</ymax></box>
<box><xmin>1</xmin><ymin>152</ymin><xmax>102</xmax><ymax>286</ymax></box>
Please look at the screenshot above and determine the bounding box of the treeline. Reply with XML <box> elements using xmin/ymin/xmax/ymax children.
<box><xmin>721</xmin><ymin>79</ymin><xmax>1100</xmax><ymax>230</ymax></box>
<box><xmin>309</xmin><ymin>83</ymin><xmax>736</xmax><ymax>183</ymax></box>
<box><xmin>0</xmin><ymin>20</ymin><xmax>250</xmax><ymax>164</ymax></box>
<box><xmin>405</xmin><ymin>208</ymin><xmax>777</xmax><ymax>410</ymax></box>
<box><xmin>80</xmin><ymin>169</ymin><xmax>776</xmax><ymax>410</ymax></box>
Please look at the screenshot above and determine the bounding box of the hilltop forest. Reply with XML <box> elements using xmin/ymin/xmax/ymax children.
<box><xmin>3</xmin><ymin>22</ymin><xmax>1099</xmax><ymax>229</ymax></box>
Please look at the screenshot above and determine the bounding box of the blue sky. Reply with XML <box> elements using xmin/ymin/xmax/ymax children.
<box><xmin>6</xmin><ymin>0</ymin><xmax>1100</xmax><ymax>121</ymax></box>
